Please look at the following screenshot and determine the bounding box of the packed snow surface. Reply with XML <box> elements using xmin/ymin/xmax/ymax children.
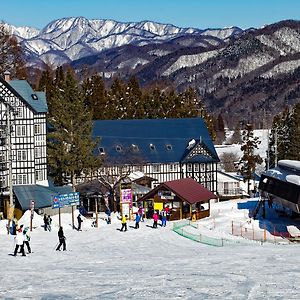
<box><xmin>1</xmin><ymin>198</ymin><xmax>300</xmax><ymax>299</ymax></box>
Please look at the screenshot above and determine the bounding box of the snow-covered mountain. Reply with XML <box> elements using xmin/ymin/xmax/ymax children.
<box><xmin>4</xmin><ymin>16</ymin><xmax>242</xmax><ymax>67</ymax></box>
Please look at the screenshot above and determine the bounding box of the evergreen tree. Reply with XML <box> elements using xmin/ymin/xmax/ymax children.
<box><xmin>81</xmin><ymin>73</ymin><xmax>106</xmax><ymax>120</ymax></box>
<box><xmin>230</xmin><ymin>122</ymin><xmax>242</xmax><ymax>144</ymax></box>
<box><xmin>47</xmin><ymin>70</ymin><xmax>101</xmax><ymax>187</ymax></box>
<box><xmin>268</xmin><ymin>107</ymin><xmax>290</xmax><ymax>167</ymax></box>
<box><xmin>238</xmin><ymin>124</ymin><xmax>263</xmax><ymax>193</ymax></box>
<box><xmin>286</xmin><ymin>103</ymin><xmax>300</xmax><ymax>160</ymax></box>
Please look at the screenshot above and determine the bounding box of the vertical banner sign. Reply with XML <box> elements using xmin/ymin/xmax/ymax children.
<box><xmin>120</xmin><ymin>182</ymin><xmax>132</xmax><ymax>217</ymax></box>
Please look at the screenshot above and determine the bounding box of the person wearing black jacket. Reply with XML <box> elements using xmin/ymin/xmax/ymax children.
<box><xmin>56</xmin><ymin>226</ymin><xmax>66</xmax><ymax>251</ymax></box>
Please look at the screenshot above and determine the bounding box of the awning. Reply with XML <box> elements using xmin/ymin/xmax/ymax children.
<box><xmin>13</xmin><ymin>184</ymin><xmax>73</xmax><ymax>210</ymax></box>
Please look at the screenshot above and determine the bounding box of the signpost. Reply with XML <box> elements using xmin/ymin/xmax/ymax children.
<box><xmin>30</xmin><ymin>200</ymin><xmax>34</xmax><ymax>231</ymax></box>
<box><xmin>52</xmin><ymin>192</ymin><xmax>80</xmax><ymax>227</ymax></box>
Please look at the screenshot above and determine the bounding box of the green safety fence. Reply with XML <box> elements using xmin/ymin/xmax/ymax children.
<box><xmin>172</xmin><ymin>220</ymin><xmax>224</xmax><ymax>247</ymax></box>
<box><xmin>172</xmin><ymin>220</ymin><xmax>254</xmax><ymax>247</ymax></box>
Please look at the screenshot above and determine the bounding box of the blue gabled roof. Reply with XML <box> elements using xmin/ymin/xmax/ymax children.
<box><xmin>92</xmin><ymin>118</ymin><xmax>219</xmax><ymax>164</ymax></box>
<box><xmin>9</xmin><ymin>80</ymin><xmax>48</xmax><ymax>113</ymax></box>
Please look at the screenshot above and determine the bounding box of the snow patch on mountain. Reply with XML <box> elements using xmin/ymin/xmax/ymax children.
<box><xmin>261</xmin><ymin>59</ymin><xmax>300</xmax><ymax>78</ymax></box>
<box><xmin>213</xmin><ymin>53</ymin><xmax>274</xmax><ymax>79</ymax></box>
<box><xmin>274</xmin><ymin>27</ymin><xmax>300</xmax><ymax>53</ymax></box>
<box><xmin>163</xmin><ymin>50</ymin><xmax>219</xmax><ymax>76</ymax></box>
<box><xmin>202</xmin><ymin>27</ymin><xmax>242</xmax><ymax>39</ymax></box>
<box><xmin>117</xmin><ymin>58</ymin><xmax>149</xmax><ymax>69</ymax></box>
<box><xmin>256</xmin><ymin>35</ymin><xmax>291</xmax><ymax>56</ymax></box>
<box><xmin>148</xmin><ymin>49</ymin><xmax>172</xmax><ymax>57</ymax></box>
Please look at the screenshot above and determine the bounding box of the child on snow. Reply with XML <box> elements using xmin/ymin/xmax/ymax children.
<box><xmin>120</xmin><ymin>215</ymin><xmax>128</xmax><ymax>231</ymax></box>
<box><xmin>135</xmin><ymin>213</ymin><xmax>141</xmax><ymax>229</ymax></box>
<box><xmin>23</xmin><ymin>227</ymin><xmax>31</xmax><ymax>253</ymax></box>
<box><xmin>152</xmin><ymin>211</ymin><xmax>159</xmax><ymax>228</ymax></box>
<box><xmin>13</xmin><ymin>227</ymin><xmax>26</xmax><ymax>256</ymax></box>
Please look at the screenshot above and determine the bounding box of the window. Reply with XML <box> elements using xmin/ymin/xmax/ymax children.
<box><xmin>149</xmin><ymin>143</ymin><xmax>156</xmax><ymax>151</ymax></box>
<box><xmin>169</xmin><ymin>164</ymin><xmax>178</xmax><ymax>172</ymax></box>
<box><xmin>187</xmin><ymin>163</ymin><xmax>192</xmax><ymax>172</ymax></box>
<box><xmin>166</xmin><ymin>144</ymin><xmax>172</xmax><ymax>151</ymax></box>
<box><xmin>17</xmin><ymin>150</ymin><xmax>27</xmax><ymax>161</ymax></box>
<box><xmin>98</xmin><ymin>147</ymin><xmax>105</xmax><ymax>155</ymax></box>
<box><xmin>35</xmin><ymin>147</ymin><xmax>42</xmax><ymax>158</ymax></box>
<box><xmin>16</xmin><ymin>107</ymin><xmax>23</xmax><ymax>118</ymax></box>
<box><xmin>116</xmin><ymin>145</ymin><xmax>122</xmax><ymax>152</ymax></box>
<box><xmin>0</xmin><ymin>176</ymin><xmax>6</xmax><ymax>188</ymax></box>
<box><xmin>152</xmin><ymin>164</ymin><xmax>161</xmax><ymax>173</ymax></box>
<box><xmin>31</xmin><ymin>94</ymin><xmax>38</xmax><ymax>100</ymax></box>
<box><xmin>34</xmin><ymin>124</ymin><xmax>42</xmax><ymax>134</ymax></box>
<box><xmin>16</xmin><ymin>125</ymin><xmax>26</xmax><ymax>137</ymax></box>
<box><xmin>194</xmin><ymin>164</ymin><xmax>199</xmax><ymax>172</ymax></box>
<box><xmin>35</xmin><ymin>170</ymin><xmax>44</xmax><ymax>181</ymax></box>
<box><xmin>132</xmin><ymin>144</ymin><xmax>139</xmax><ymax>152</ymax></box>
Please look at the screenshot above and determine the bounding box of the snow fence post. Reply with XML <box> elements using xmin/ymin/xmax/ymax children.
<box><xmin>264</xmin><ymin>224</ymin><xmax>266</xmax><ymax>242</ymax></box>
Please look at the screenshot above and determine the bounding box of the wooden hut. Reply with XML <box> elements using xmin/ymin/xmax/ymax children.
<box><xmin>138</xmin><ymin>178</ymin><xmax>218</xmax><ymax>221</ymax></box>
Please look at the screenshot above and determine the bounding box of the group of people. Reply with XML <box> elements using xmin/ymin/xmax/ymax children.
<box><xmin>120</xmin><ymin>206</ymin><xmax>170</xmax><ymax>231</ymax></box>
<box><xmin>13</xmin><ymin>225</ymin><xmax>31</xmax><ymax>256</ymax></box>
<box><xmin>43</xmin><ymin>214</ymin><xmax>52</xmax><ymax>231</ymax></box>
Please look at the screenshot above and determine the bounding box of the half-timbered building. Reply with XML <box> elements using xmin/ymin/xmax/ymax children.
<box><xmin>88</xmin><ymin>118</ymin><xmax>219</xmax><ymax>194</ymax></box>
<box><xmin>0</xmin><ymin>74</ymin><xmax>48</xmax><ymax>216</ymax></box>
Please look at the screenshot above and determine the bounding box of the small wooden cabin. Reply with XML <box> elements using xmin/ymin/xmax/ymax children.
<box><xmin>138</xmin><ymin>178</ymin><xmax>218</xmax><ymax>221</ymax></box>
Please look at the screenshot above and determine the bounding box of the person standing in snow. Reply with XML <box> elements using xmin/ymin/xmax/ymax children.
<box><xmin>43</xmin><ymin>214</ymin><xmax>48</xmax><ymax>231</ymax></box>
<box><xmin>13</xmin><ymin>227</ymin><xmax>26</xmax><ymax>256</ymax></box>
<box><xmin>47</xmin><ymin>215</ymin><xmax>52</xmax><ymax>231</ymax></box>
<box><xmin>135</xmin><ymin>213</ymin><xmax>141</xmax><ymax>229</ymax></box>
<box><xmin>23</xmin><ymin>227</ymin><xmax>31</xmax><ymax>253</ymax></box>
<box><xmin>77</xmin><ymin>214</ymin><xmax>83</xmax><ymax>231</ymax></box>
<box><xmin>161</xmin><ymin>209</ymin><xmax>167</xmax><ymax>227</ymax></box>
<box><xmin>138</xmin><ymin>206</ymin><xmax>144</xmax><ymax>222</ymax></box>
<box><xmin>56</xmin><ymin>226</ymin><xmax>66</xmax><ymax>251</ymax></box>
<box><xmin>120</xmin><ymin>215</ymin><xmax>128</xmax><ymax>232</ymax></box>
<box><xmin>152</xmin><ymin>211</ymin><xmax>159</xmax><ymax>228</ymax></box>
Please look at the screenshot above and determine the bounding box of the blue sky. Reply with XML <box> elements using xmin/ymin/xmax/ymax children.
<box><xmin>2</xmin><ymin>0</ymin><xmax>300</xmax><ymax>30</ymax></box>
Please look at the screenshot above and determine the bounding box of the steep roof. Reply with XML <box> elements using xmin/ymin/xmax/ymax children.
<box><xmin>9</xmin><ymin>80</ymin><xmax>48</xmax><ymax>113</ymax></box>
<box><xmin>92</xmin><ymin>118</ymin><xmax>219</xmax><ymax>164</ymax></box>
<box><xmin>139</xmin><ymin>177</ymin><xmax>217</xmax><ymax>204</ymax></box>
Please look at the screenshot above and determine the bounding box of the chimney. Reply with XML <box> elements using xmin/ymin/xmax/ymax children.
<box><xmin>4</xmin><ymin>70</ymin><xmax>10</xmax><ymax>82</ymax></box>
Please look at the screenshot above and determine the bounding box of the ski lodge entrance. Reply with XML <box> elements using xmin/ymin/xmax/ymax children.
<box><xmin>138</xmin><ymin>178</ymin><xmax>218</xmax><ymax>221</ymax></box>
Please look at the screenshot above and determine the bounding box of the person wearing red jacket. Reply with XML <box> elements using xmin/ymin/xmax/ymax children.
<box><xmin>152</xmin><ymin>211</ymin><xmax>159</xmax><ymax>228</ymax></box>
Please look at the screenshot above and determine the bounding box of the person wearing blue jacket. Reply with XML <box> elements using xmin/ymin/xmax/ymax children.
<box><xmin>135</xmin><ymin>213</ymin><xmax>141</xmax><ymax>229</ymax></box>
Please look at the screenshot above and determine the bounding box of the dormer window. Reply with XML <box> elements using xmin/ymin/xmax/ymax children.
<box><xmin>116</xmin><ymin>145</ymin><xmax>122</xmax><ymax>152</ymax></box>
<box><xmin>98</xmin><ymin>147</ymin><xmax>105</xmax><ymax>155</ymax></box>
<box><xmin>149</xmin><ymin>143</ymin><xmax>156</xmax><ymax>151</ymax></box>
<box><xmin>132</xmin><ymin>144</ymin><xmax>139</xmax><ymax>152</ymax></box>
<box><xmin>166</xmin><ymin>144</ymin><xmax>172</xmax><ymax>151</ymax></box>
<box><xmin>31</xmin><ymin>94</ymin><xmax>38</xmax><ymax>100</ymax></box>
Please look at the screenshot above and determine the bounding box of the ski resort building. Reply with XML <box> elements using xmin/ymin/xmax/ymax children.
<box><xmin>0</xmin><ymin>73</ymin><xmax>49</xmax><ymax>218</ymax></box>
<box><xmin>87</xmin><ymin>118</ymin><xmax>220</xmax><ymax>195</ymax></box>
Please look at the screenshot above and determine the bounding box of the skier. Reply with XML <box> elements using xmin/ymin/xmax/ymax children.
<box><xmin>56</xmin><ymin>226</ymin><xmax>66</xmax><ymax>251</ymax></box>
<box><xmin>120</xmin><ymin>215</ymin><xmax>128</xmax><ymax>232</ymax></box>
<box><xmin>43</xmin><ymin>214</ymin><xmax>48</xmax><ymax>231</ymax></box>
<box><xmin>135</xmin><ymin>213</ymin><xmax>141</xmax><ymax>229</ymax></box>
<box><xmin>23</xmin><ymin>227</ymin><xmax>31</xmax><ymax>253</ymax></box>
<box><xmin>152</xmin><ymin>211</ymin><xmax>159</xmax><ymax>228</ymax></box>
<box><xmin>47</xmin><ymin>215</ymin><xmax>52</xmax><ymax>231</ymax></box>
<box><xmin>77</xmin><ymin>214</ymin><xmax>83</xmax><ymax>231</ymax></box>
<box><xmin>138</xmin><ymin>206</ymin><xmax>144</xmax><ymax>222</ymax></box>
<box><xmin>13</xmin><ymin>228</ymin><xmax>26</xmax><ymax>256</ymax></box>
